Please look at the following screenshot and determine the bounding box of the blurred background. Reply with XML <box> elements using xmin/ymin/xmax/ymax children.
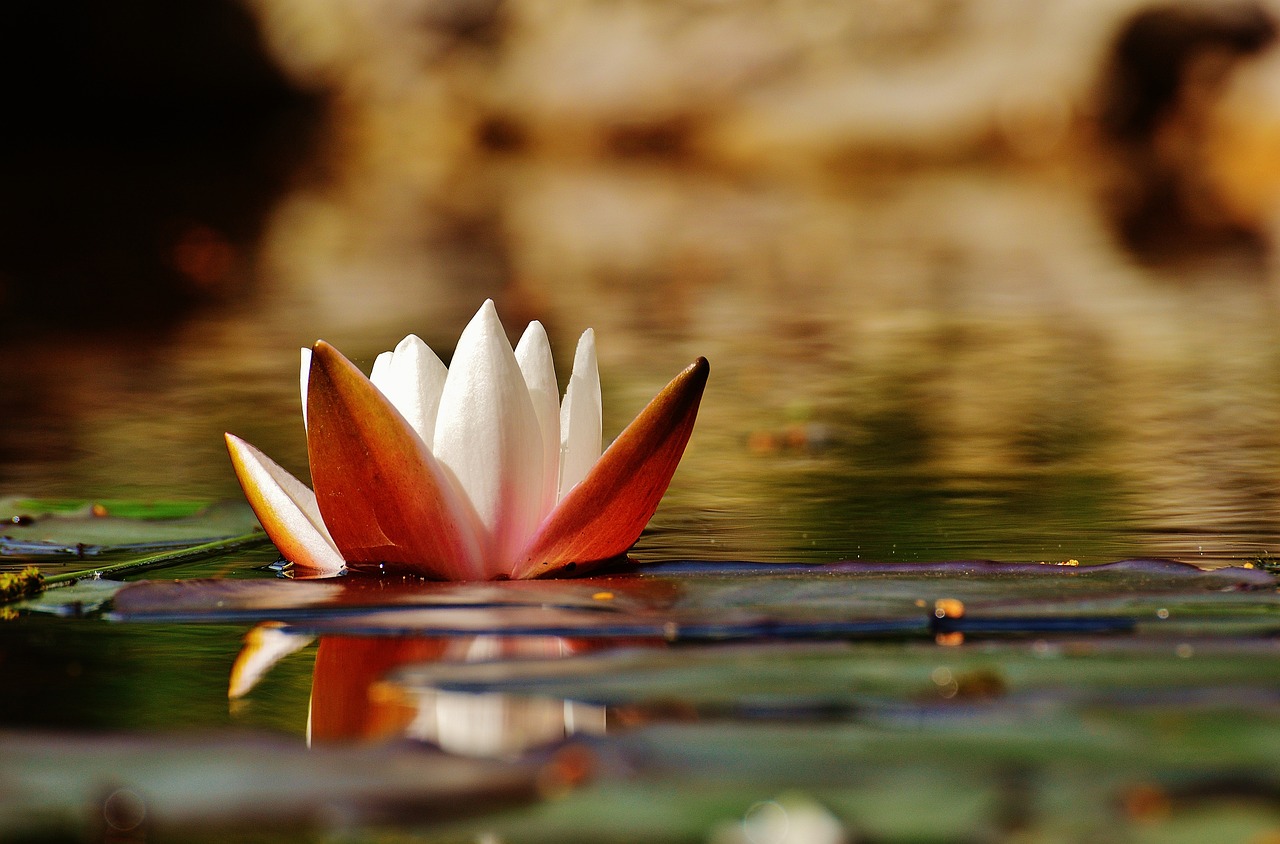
<box><xmin>4</xmin><ymin>0</ymin><xmax>1280</xmax><ymax>566</ymax></box>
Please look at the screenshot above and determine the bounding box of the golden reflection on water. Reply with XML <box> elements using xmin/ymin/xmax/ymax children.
<box><xmin>5</xmin><ymin>148</ymin><xmax>1280</xmax><ymax>566</ymax></box>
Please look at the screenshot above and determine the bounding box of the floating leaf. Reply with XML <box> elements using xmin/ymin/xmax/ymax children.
<box><xmin>109</xmin><ymin>558</ymin><xmax>1277</xmax><ymax>639</ymax></box>
<box><xmin>0</xmin><ymin>729</ymin><xmax>556</xmax><ymax>839</ymax></box>
<box><xmin>0</xmin><ymin>498</ymin><xmax>262</xmax><ymax>561</ymax></box>
<box><xmin>387</xmin><ymin>639</ymin><xmax>1280</xmax><ymax>716</ymax></box>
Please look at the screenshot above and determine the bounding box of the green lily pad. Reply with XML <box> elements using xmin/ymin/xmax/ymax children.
<box><xmin>0</xmin><ymin>498</ymin><xmax>262</xmax><ymax>562</ymax></box>
<box><xmin>0</xmin><ymin>729</ymin><xmax>551</xmax><ymax>839</ymax></box>
<box><xmin>366</xmin><ymin>638</ymin><xmax>1280</xmax><ymax>843</ymax></box>
<box><xmin>388</xmin><ymin>639</ymin><xmax>1280</xmax><ymax>716</ymax></box>
<box><xmin>108</xmin><ymin>559</ymin><xmax>1277</xmax><ymax>640</ymax></box>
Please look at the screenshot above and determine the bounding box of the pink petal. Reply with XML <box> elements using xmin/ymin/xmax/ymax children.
<box><xmin>513</xmin><ymin>357</ymin><xmax>709</xmax><ymax>579</ymax></box>
<box><xmin>306</xmin><ymin>341</ymin><xmax>484</xmax><ymax>580</ymax></box>
<box><xmin>557</xmin><ymin>329</ymin><xmax>601</xmax><ymax>501</ymax></box>
<box><xmin>514</xmin><ymin>321</ymin><xmax>560</xmax><ymax>523</ymax></box>
<box><xmin>225</xmin><ymin>433</ymin><xmax>345</xmax><ymax>576</ymax></box>
<box><xmin>432</xmin><ymin>301</ymin><xmax>545</xmax><ymax>576</ymax></box>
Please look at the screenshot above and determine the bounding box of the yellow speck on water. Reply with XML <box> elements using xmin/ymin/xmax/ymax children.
<box><xmin>592</xmin><ymin>591</ymin><xmax>614</xmax><ymax>601</ymax></box>
<box><xmin>934</xmin><ymin>598</ymin><xmax>965</xmax><ymax>619</ymax></box>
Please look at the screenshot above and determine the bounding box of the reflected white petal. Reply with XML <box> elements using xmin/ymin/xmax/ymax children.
<box><xmin>558</xmin><ymin>328</ymin><xmax>601</xmax><ymax>501</ymax></box>
<box><xmin>433</xmin><ymin>300</ymin><xmax>544</xmax><ymax>574</ymax></box>
<box><xmin>514</xmin><ymin>321</ymin><xmax>560</xmax><ymax>522</ymax></box>
<box><xmin>229</xmin><ymin>623</ymin><xmax>313</xmax><ymax>700</ymax></box>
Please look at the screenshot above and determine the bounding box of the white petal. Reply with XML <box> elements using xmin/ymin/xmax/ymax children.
<box><xmin>369</xmin><ymin>335</ymin><xmax>448</xmax><ymax>447</ymax></box>
<box><xmin>300</xmin><ymin>347</ymin><xmax>312</xmax><ymax>429</ymax></box>
<box><xmin>225</xmin><ymin>434</ymin><xmax>345</xmax><ymax>575</ymax></box>
<box><xmin>369</xmin><ymin>350</ymin><xmax>394</xmax><ymax>386</ymax></box>
<box><xmin>558</xmin><ymin>328</ymin><xmax>601</xmax><ymax>501</ymax></box>
<box><xmin>432</xmin><ymin>300</ymin><xmax>544</xmax><ymax>575</ymax></box>
<box><xmin>514</xmin><ymin>321</ymin><xmax>560</xmax><ymax>522</ymax></box>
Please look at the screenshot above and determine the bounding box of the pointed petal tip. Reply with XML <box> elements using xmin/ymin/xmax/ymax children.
<box><xmin>309</xmin><ymin>341</ymin><xmax>368</xmax><ymax>386</ymax></box>
<box><xmin>515</xmin><ymin>354</ymin><xmax>709</xmax><ymax>579</ymax></box>
<box><xmin>662</xmin><ymin>356</ymin><xmax>709</xmax><ymax>403</ymax></box>
<box><xmin>518</xmin><ymin>319</ymin><xmax>548</xmax><ymax>342</ymax></box>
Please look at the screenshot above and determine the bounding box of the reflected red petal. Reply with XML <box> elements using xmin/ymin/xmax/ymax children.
<box><xmin>307</xmin><ymin>341</ymin><xmax>483</xmax><ymax>580</ymax></box>
<box><xmin>311</xmin><ymin>636</ymin><xmax>450</xmax><ymax>742</ymax></box>
<box><xmin>513</xmin><ymin>357</ymin><xmax>708</xmax><ymax>579</ymax></box>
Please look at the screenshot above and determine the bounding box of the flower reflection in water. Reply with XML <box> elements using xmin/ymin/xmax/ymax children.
<box><xmin>233</xmin><ymin>627</ymin><xmax>618</xmax><ymax>758</ymax></box>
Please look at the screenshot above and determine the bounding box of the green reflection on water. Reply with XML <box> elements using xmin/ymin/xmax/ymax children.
<box><xmin>0</xmin><ymin>617</ymin><xmax>310</xmax><ymax>735</ymax></box>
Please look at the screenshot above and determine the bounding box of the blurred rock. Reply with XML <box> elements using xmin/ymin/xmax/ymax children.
<box><xmin>244</xmin><ymin>0</ymin><xmax>1280</xmax><ymax>266</ymax></box>
<box><xmin>1095</xmin><ymin>2</ymin><xmax>1278</xmax><ymax>260</ymax></box>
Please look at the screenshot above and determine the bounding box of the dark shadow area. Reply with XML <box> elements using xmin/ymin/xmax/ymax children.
<box><xmin>0</xmin><ymin>1</ymin><xmax>326</xmax><ymax>336</ymax></box>
<box><xmin>1095</xmin><ymin>1</ymin><xmax>1276</xmax><ymax>264</ymax></box>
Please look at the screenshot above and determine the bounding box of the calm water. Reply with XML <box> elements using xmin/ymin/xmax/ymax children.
<box><xmin>5</xmin><ymin>159</ymin><xmax>1280</xmax><ymax>567</ymax></box>
<box><xmin>5</xmin><ymin>145</ymin><xmax>1280</xmax><ymax>841</ymax></box>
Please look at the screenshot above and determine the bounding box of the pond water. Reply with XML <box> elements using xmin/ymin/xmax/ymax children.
<box><xmin>3</xmin><ymin>138</ymin><xmax>1280</xmax><ymax>841</ymax></box>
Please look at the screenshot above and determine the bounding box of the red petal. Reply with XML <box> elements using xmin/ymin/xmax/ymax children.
<box><xmin>307</xmin><ymin>341</ymin><xmax>484</xmax><ymax>579</ymax></box>
<box><xmin>513</xmin><ymin>357</ymin><xmax>708</xmax><ymax>579</ymax></box>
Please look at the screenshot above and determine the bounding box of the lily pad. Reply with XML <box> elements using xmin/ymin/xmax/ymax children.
<box><xmin>109</xmin><ymin>559</ymin><xmax>1278</xmax><ymax>640</ymax></box>
<box><xmin>16</xmin><ymin>578</ymin><xmax>125</xmax><ymax>616</ymax></box>
<box><xmin>387</xmin><ymin>639</ymin><xmax>1280</xmax><ymax>716</ymax></box>
<box><xmin>0</xmin><ymin>498</ymin><xmax>263</xmax><ymax>562</ymax></box>
<box><xmin>333</xmin><ymin>639</ymin><xmax>1280</xmax><ymax>843</ymax></box>
<box><xmin>0</xmin><ymin>729</ymin><xmax>555</xmax><ymax>839</ymax></box>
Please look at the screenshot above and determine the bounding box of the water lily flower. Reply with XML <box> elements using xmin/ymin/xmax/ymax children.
<box><xmin>225</xmin><ymin>300</ymin><xmax>707</xmax><ymax>580</ymax></box>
